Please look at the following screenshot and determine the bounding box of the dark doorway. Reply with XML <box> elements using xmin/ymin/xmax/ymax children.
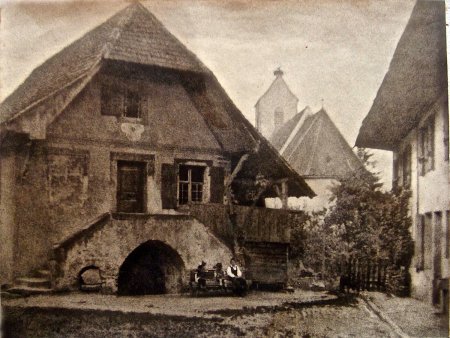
<box><xmin>117</xmin><ymin>241</ymin><xmax>184</xmax><ymax>295</ymax></box>
<box><xmin>117</xmin><ymin>161</ymin><xmax>146</xmax><ymax>213</ymax></box>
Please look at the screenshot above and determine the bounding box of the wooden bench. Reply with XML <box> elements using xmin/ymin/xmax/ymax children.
<box><xmin>189</xmin><ymin>269</ymin><xmax>233</xmax><ymax>296</ymax></box>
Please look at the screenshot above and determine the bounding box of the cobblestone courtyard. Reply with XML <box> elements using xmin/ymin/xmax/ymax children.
<box><xmin>2</xmin><ymin>291</ymin><xmax>448</xmax><ymax>337</ymax></box>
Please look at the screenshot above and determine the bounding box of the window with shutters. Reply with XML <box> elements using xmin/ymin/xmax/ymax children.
<box><xmin>418</xmin><ymin>117</ymin><xmax>435</xmax><ymax>175</ymax></box>
<box><xmin>178</xmin><ymin>165</ymin><xmax>205</xmax><ymax>205</ymax></box>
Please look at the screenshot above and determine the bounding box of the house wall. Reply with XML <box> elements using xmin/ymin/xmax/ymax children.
<box><xmin>10</xmin><ymin>69</ymin><xmax>231</xmax><ymax>279</ymax></box>
<box><xmin>255</xmin><ymin>78</ymin><xmax>298</xmax><ymax>139</ymax></box>
<box><xmin>0</xmin><ymin>148</ymin><xmax>17</xmax><ymax>285</ymax></box>
<box><xmin>53</xmin><ymin>215</ymin><xmax>232</xmax><ymax>292</ymax></box>
<box><xmin>394</xmin><ymin>99</ymin><xmax>449</xmax><ymax>304</ymax></box>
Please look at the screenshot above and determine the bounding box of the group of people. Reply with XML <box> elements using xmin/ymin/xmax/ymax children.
<box><xmin>197</xmin><ymin>258</ymin><xmax>247</xmax><ymax>296</ymax></box>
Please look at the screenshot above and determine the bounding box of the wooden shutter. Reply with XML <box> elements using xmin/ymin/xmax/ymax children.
<box><xmin>210</xmin><ymin>167</ymin><xmax>225</xmax><ymax>204</ymax></box>
<box><xmin>161</xmin><ymin>164</ymin><xmax>177</xmax><ymax>209</ymax></box>
<box><xmin>415</xmin><ymin>214</ymin><xmax>425</xmax><ymax>271</ymax></box>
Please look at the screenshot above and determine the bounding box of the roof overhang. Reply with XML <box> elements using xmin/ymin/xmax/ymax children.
<box><xmin>355</xmin><ymin>0</ymin><xmax>447</xmax><ymax>151</ymax></box>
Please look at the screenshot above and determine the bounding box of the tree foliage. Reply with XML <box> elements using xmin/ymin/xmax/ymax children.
<box><xmin>292</xmin><ymin>148</ymin><xmax>414</xmax><ymax>292</ymax></box>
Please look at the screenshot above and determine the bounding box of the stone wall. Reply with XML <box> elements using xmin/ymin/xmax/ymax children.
<box><xmin>53</xmin><ymin>214</ymin><xmax>232</xmax><ymax>292</ymax></box>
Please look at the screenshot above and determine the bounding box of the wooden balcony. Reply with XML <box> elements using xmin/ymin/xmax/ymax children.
<box><xmin>188</xmin><ymin>203</ymin><xmax>307</xmax><ymax>244</ymax></box>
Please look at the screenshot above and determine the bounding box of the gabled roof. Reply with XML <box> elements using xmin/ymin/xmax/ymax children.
<box><xmin>0</xmin><ymin>2</ymin><xmax>207</xmax><ymax>125</ymax></box>
<box><xmin>356</xmin><ymin>0</ymin><xmax>447</xmax><ymax>150</ymax></box>
<box><xmin>270</xmin><ymin>106</ymin><xmax>309</xmax><ymax>150</ymax></box>
<box><xmin>0</xmin><ymin>2</ymin><xmax>314</xmax><ymax>198</ymax></box>
<box><xmin>272</xmin><ymin>108</ymin><xmax>363</xmax><ymax>178</ymax></box>
<box><xmin>255</xmin><ymin>72</ymin><xmax>298</xmax><ymax>108</ymax></box>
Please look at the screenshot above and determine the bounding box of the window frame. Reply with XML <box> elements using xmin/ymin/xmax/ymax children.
<box><xmin>418</xmin><ymin>116</ymin><xmax>435</xmax><ymax>175</ymax></box>
<box><xmin>177</xmin><ymin>164</ymin><xmax>207</xmax><ymax>205</ymax></box>
<box><xmin>123</xmin><ymin>89</ymin><xmax>142</xmax><ymax>119</ymax></box>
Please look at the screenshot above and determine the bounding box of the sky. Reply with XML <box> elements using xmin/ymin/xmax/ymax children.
<box><xmin>0</xmin><ymin>0</ymin><xmax>419</xmax><ymax>188</ymax></box>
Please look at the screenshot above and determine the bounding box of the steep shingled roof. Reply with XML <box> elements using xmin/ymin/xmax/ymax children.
<box><xmin>0</xmin><ymin>2</ymin><xmax>314</xmax><ymax>197</ymax></box>
<box><xmin>356</xmin><ymin>0</ymin><xmax>447</xmax><ymax>150</ymax></box>
<box><xmin>272</xmin><ymin>109</ymin><xmax>363</xmax><ymax>178</ymax></box>
<box><xmin>0</xmin><ymin>2</ymin><xmax>207</xmax><ymax>124</ymax></box>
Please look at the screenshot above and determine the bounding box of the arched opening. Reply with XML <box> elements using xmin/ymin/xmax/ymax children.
<box><xmin>117</xmin><ymin>240</ymin><xmax>185</xmax><ymax>295</ymax></box>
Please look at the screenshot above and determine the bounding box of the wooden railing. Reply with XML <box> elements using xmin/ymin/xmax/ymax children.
<box><xmin>188</xmin><ymin>203</ymin><xmax>307</xmax><ymax>244</ymax></box>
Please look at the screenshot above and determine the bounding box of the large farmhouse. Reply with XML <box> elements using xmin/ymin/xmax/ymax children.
<box><xmin>356</xmin><ymin>0</ymin><xmax>448</xmax><ymax>311</ymax></box>
<box><xmin>0</xmin><ymin>3</ymin><xmax>314</xmax><ymax>295</ymax></box>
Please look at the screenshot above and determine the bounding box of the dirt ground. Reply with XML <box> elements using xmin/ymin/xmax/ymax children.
<box><xmin>2</xmin><ymin>291</ymin><xmax>448</xmax><ymax>337</ymax></box>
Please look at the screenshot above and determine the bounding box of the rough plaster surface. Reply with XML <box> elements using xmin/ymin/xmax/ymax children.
<box><xmin>55</xmin><ymin>215</ymin><xmax>232</xmax><ymax>293</ymax></box>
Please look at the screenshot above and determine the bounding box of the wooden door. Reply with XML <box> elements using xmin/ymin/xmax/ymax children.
<box><xmin>117</xmin><ymin>161</ymin><xmax>145</xmax><ymax>213</ymax></box>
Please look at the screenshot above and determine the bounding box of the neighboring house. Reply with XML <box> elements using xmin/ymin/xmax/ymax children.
<box><xmin>356</xmin><ymin>0</ymin><xmax>449</xmax><ymax>309</ymax></box>
<box><xmin>255</xmin><ymin>68</ymin><xmax>299</xmax><ymax>140</ymax></box>
<box><xmin>271</xmin><ymin>107</ymin><xmax>363</xmax><ymax>211</ymax></box>
<box><xmin>0</xmin><ymin>3</ymin><xmax>314</xmax><ymax>294</ymax></box>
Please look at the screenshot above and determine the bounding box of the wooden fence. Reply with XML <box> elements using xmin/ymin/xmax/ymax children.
<box><xmin>340</xmin><ymin>258</ymin><xmax>388</xmax><ymax>292</ymax></box>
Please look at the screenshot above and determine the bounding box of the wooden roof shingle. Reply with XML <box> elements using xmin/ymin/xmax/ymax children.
<box><xmin>0</xmin><ymin>2</ymin><xmax>314</xmax><ymax>197</ymax></box>
<box><xmin>356</xmin><ymin>0</ymin><xmax>447</xmax><ymax>150</ymax></box>
<box><xmin>0</xmin><ymin>2</ymin><xmax>206</xmax><ymax>124</ymax></box>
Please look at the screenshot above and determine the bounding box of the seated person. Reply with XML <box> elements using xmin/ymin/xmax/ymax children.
<box><xmin>226</xmin><ymin>258</ymin><xmax>247</xmax><ymax>296</ymax></box>
<box><xmin>197</xmin><ymin>261</ymin><xmax>207</xmax><ymax>288</ymax></box>
<box><xmin>213</xmin><ymin>262</ymin><xmax>224</xmax><ymax>286</ymax></box>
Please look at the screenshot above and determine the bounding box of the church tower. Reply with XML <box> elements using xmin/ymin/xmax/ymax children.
<box><xmin>255</xmin><ymin>68</ymin><xmax>298</xmax><ymax>139</ymax></box>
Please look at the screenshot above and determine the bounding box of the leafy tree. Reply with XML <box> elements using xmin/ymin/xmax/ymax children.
<box><xmin>292</xmin><ymin>148</ymin><xmax>414</xmax><ymax>294</ymax></box>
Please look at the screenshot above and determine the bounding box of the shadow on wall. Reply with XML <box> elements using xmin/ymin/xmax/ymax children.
<box><xmin>117</xmin><ymin>240</ymin><xmax>185</xmax><ymax>295</ymax></box>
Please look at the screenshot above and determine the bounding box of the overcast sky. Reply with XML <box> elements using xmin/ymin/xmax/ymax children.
<box><xmin>0</xmin><ymin>0</ymin><xmax>419</xmax><ymax>188</ymax></box>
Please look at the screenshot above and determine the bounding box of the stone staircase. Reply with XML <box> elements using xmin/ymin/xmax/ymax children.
<box><xmin>6</xmin><ymin>268</ymin><xmax>53</xmax><ymax>296</ymax></box>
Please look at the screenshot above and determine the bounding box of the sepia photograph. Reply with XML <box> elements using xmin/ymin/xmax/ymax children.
<box><xmin>0</xmin><ymin>0</ymin><xmax>448</xmax><ymax>336</ymax></box>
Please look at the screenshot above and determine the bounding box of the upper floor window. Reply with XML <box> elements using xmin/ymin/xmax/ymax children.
<box><xmin>178</xmin><ymin>165</ymin><xmax>205</xmax><ymax>205</ymax></box>
<box><xmin>124</xmin><ymin>90</ymin><xmax>141</xmax><ymax>118</ymax></box>
<box><xmin>418</xmin><ymin>116</ymin><xmax>434</xmax><ymax>175</ymax></box>
<box><xmin>101</xmin><ymin>84</ymin><xmax>142</xmax><ymax>119</ymax></box>
<box><xmin>402</xmin><ymin>146</ymin><xmax>412</xmax><ymax>188</ymax></box>
<box><xmin>393</xmin><ymin>145</ymin><xmax>411</xmax><ymax>189</ymax></box>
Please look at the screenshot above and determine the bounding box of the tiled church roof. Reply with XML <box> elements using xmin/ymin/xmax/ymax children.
<box><xmin>272</xmin><ymin>108</ymin><xmax>363</xmax><ymax>178</ymax></box>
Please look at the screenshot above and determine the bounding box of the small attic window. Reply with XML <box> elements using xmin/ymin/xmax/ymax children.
<box><xmin>101</xmin><ymin>84</ymin><xmax>142</xmax><ymax>120</ymax></box>
<box><xmin>124</xmin><ymin>90</ymin><xmax>141</xmax><ymax>119</ymax></box>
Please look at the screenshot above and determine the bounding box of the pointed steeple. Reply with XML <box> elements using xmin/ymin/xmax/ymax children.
<box><xmin>274</xmin><ymin>67</ymin><xmax>284</xmax><ymax>77</ymax></box>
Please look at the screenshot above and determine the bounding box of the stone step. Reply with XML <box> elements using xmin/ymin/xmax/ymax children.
<box><xmin>16</xmin><ymin>277</ymin><xmax>51</xmax><ymax>289</ymax></box>
<box><xmin>35</xmin><ymin>269</ymin><xmax>51</xmax><ymax>278</ymax></box>
<box><xmin>7</xmin><ymin>286</ymin><xmax>53</xmax><ymax>296</ymax></box>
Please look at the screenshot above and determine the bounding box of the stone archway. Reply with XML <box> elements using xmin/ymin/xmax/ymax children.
<box><xmin>117</xmin><ymin>240</ymin><xmax>185</xmax><ymax>295</ymax></box>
